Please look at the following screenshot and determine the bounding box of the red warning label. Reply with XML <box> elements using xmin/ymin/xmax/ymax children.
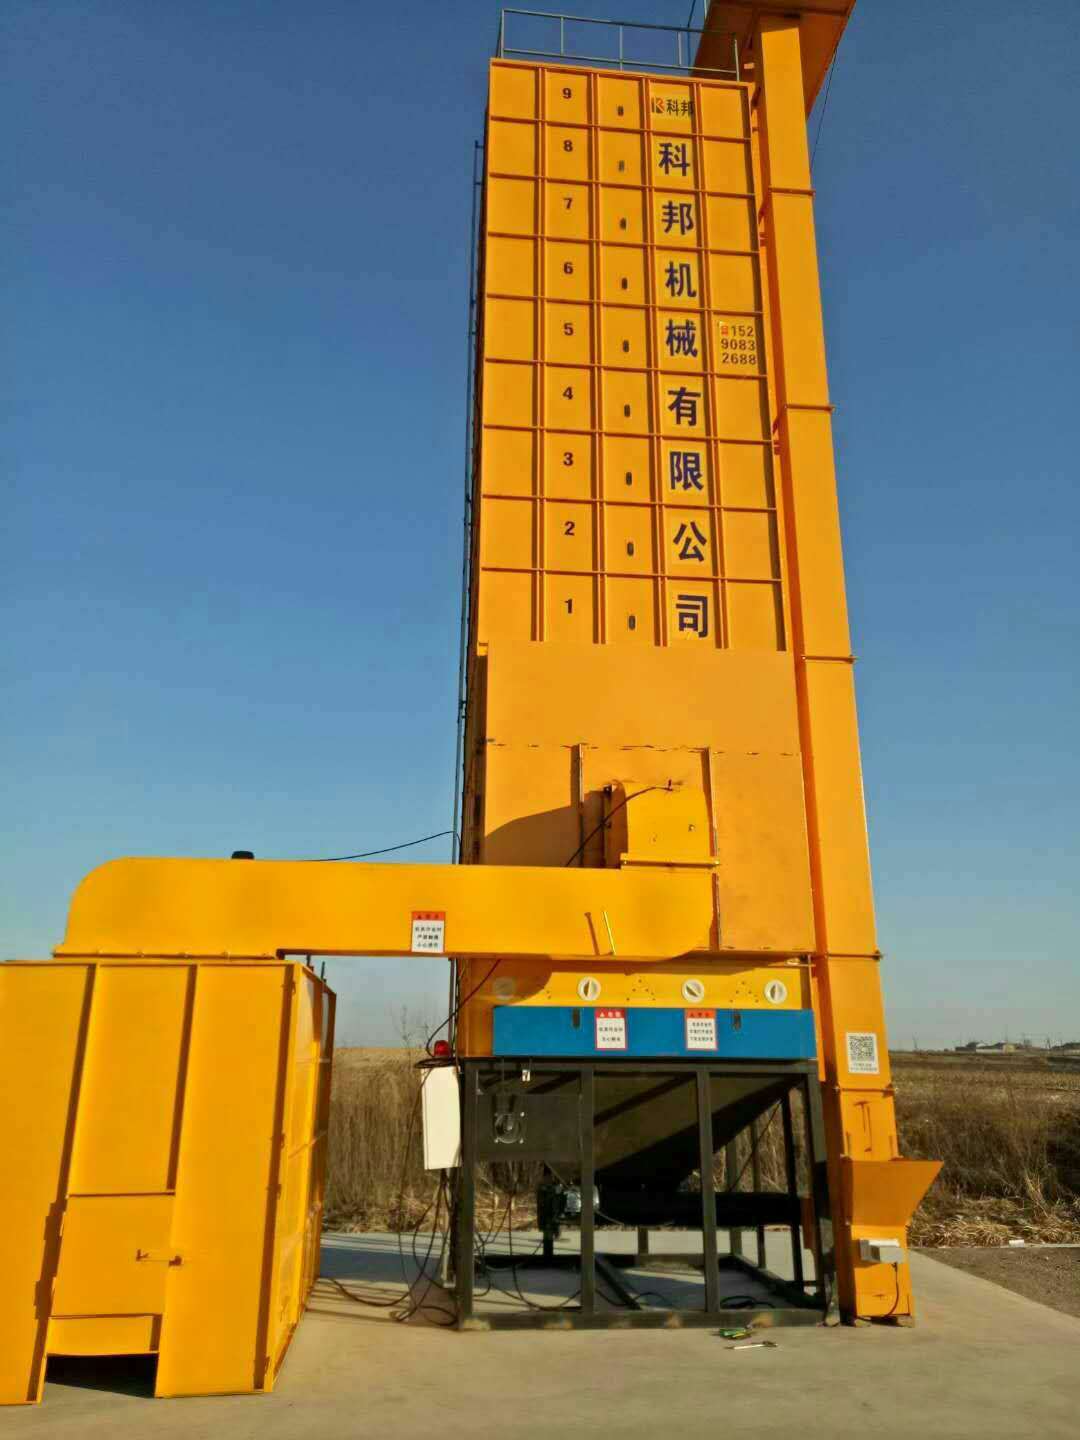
<box><xmin>685</xmin><ymin>1009</ymin><xmax>718</xmax><ymax>1051</ymax></box>
<box><xmin>410</xmin><ymin>911</ymin><xmax>446</xmax><ymax>954</ymax></box>
<box><xmin>594</xmin><ymin>1008</ymin><xmax>628</xmax><ymax>1051</ymax></box>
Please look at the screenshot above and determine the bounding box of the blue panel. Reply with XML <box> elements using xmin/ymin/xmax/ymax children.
<box><xmin>491</xmin><ymin>1006</ymin><xmax>816</xmax><ymax>1060</ymax></box>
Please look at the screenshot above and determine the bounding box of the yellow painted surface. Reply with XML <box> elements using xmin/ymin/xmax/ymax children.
<box><xmin>0</xmin><ymin>960</ymin><xmax>333</xmax><ymax>1404</ymax></box>
<box><xmin>7</xmin><ymin>3</ymin><xmax>933</xmax><ymax>1347</ymax></box>
<box><xmin>48</xmin><ymin>1315</ymin><xmax>159</xmax><ymax>1357</ymax></box>
<box><xmin>477</xmin><ymin>60</ymin><xmax>776</xmax><ymax>655</ymax></box>
<box><xmin>54</xmin><ymin>1195</ymin><xmax>175</xmax><ymax>1316</ymax></box>
<box><xmin>69</xmin><ymin>964</ymin><xmax>190</xmax><ymax>1195</ymax></box>
<box><xmin>841</xmin><ymin>1157</ymin><xmax>943</xmax><ymax>1318</ymax></box>
<box><xmin>57</xmin><ymin>856</ymin><xmax>721</xmax><ymax>963</ymax></box>
<box><xmin>0</xmin><ymin>965</ymin><xmax>91</xmax><ymax>1404</ymax></box>
<box><xmin>457</xmin><ymin>957</ymin><xmax>812</xmax><ymax>1057</ymax></box>
<box><xmin>696</xmin><ymin>2</ymin><xmax>855</xmax><ymax>117</ymax></box>
<box><xmin>457</xmin><ymin>23</ymin><xmax>935</xmax><ymax>1323</ymax></box>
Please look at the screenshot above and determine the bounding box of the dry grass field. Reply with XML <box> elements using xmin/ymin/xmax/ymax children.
<box><xmin>892</xmin><ymin>1049</ymin><xmax>1080</xmax><ymax>1244</ymax></box>
<box><xmin>325</xmin><ymin>1046</ymin><xmax>1080</xmax><ymax>1247</ymax></box>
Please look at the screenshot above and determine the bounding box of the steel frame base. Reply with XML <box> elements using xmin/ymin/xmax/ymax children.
<box><xmin>453</xmin><ymin>1058</ymin><xmax>837</xmax><ymax>1331</ymax></box>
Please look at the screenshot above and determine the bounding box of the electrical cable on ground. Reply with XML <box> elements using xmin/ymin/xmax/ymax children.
<box><xmin>538</xmin><ymin>1161</ymin><xmax>685</xmax><ymax>1311</ymax></box>
<box><xmin>324</xmin><ymin>1277</ymin><xmax>404</xmax><ymax>1308</ymax></box>
<box><xmin>389</xmin><ymin>1082</ymin><xmax>458</xmax><ymax>1327</ymax></box>
<box><xmin>337</xmin><ymin>1083</ymin><xmax>440</xmax><ymax>1319</ymax></box>
<box><xmin>394</xmin><ymin>1174</ymin><xmax>457</xmax><ymax>1328</ymax></box>
<box><xmin>504</xmin><ymin>1169</ymin><xmax>584</xmax><ymax>1312</ymax></box>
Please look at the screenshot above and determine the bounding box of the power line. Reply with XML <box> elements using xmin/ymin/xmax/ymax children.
<box><xmin>303</xmin><ymin>830</ymin><xmax>458</xmax><ymax>862</ymax></box>
<box><xmin>810</xmin><ymin>46</ymin><xmax>842</xmax><ymax>172</ymax></box>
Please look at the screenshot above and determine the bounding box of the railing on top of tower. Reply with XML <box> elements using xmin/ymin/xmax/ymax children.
<box><xmin>495</xmin><ymin>9</ymin><xmax>740</xmax><ymax>79</ymax></box>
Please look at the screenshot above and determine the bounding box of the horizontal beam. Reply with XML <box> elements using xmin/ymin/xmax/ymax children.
<box><xmin>55</xmin><ymin>857</ymin><xmax>718</xmax><ymax>962</ymax></box>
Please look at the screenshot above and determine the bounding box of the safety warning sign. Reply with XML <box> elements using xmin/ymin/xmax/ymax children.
<box><xmin>410</xmin><ymin>911</ymin><xmax>446</xmax><ymax>954</ymax></box>
<box><xmin>685</xmin><ymin>1009</ymin><xmax>718</xmax><ymax>1050</ymax></box>
<box><xmin>594</xmin><ymin>1008</ymin><xmax>628</xmax><ymax>1051</ymax></box>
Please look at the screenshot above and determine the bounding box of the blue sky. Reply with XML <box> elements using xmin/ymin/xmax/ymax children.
<box><xmin>4</xmin><ymin>1</ymin><xmax>1077</xmax><ymax>1048</ymax></box>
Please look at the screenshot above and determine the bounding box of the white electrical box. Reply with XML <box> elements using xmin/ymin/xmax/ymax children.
<box><xmin>421</xmin><ymin>1065</ymin><xmax>461</xmax><ymax>1170</ymax></box>
<box><xmin>858</xmin><ymin>1238</ymin><xmax>905</xmax><ymax>1265</ymax></box>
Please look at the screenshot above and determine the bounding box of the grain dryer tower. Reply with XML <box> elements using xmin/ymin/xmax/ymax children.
<box><xmin>0</xmin><ymin>2</ymin><xmax>940</xmax><ymax>1404</ymax></box>
<box><xmin>450</xmin><ymin>0</ymin><xmax>940</xmax><ymax>1327</ymax></box>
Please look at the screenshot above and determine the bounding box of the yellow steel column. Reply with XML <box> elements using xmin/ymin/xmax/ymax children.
<box><xmin>754</xmin><ymin>15</ymin><xmax>923</xmax><ymax>1320</ymax></box>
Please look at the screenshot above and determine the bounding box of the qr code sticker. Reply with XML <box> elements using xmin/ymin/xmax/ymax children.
<box><xmin>847</xmin><ymin>1032</ymin><xmax>880</xmax><ymax>1075</ymax></box>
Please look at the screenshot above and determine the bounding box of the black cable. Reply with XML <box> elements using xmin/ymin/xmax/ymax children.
<box><xmin>535</xmin><ymin>1163</ymin><xmax>683</xmax><ymax>1312</ymax></box>
<box><xmin>563</xmin><ymin>786</ymin><xmax>660</xmax><ymax>868</ymax></box>
<box><xmin>472</xmin><ymin>1181</ymin><xmax>516</xmax><ymax>1297</ymax></box>
<box><xmin>303</xmin><ymin>829</ymin><xmax>458</xmax><ymax>862</ymax></box>
<box><xmin>394</xmin><ymin>1086</ymin><xmax>426</xmax><ymax>1297</ymax></box>
<box><xmin>383</xmin><ymin>798</ymin><xmax>664</xmax><ymax>1053</ymax></box>
<box><xmin>633</xmin><ymin>1289</ymin><xmax>680</xmax><ymax>1308</ymax></box>
<box><xmin>506</xmin><ymin>1176</ymin><xmax>580</xmax><ymax>1312</ymax></box>
<box><xmin>543</xmin><ymin>1159</ymin><xmax>793</xmax><ymax>1313</ymax></box>
<box><xmin>882</xmin><ymin>1262</ymin><xmax>902</xmax><ymax>1319</ymax></box>
<box><xmin>334</xmin><ymin>1085</ymin><xmax>448</xmax><ymax>1321</ymax></box>
<box><xmin>413</xmin><ymin>1179</ymin><xmax>459</xmax><ymax>1326</ymax></box>
<box><xmin>482</xmin><ymin>1167</ymin><xmax>581</xmax><ymax>1313</ymax></box>
<box><xmin>424</xmin><ymin>959</ymin><xmax>500</xmax><ymax>1056</ymax></box>
<box><xmin>394</xmin><ymin>1169</ymin><xmax>458</xmax><ymax>1327</ymax></box>
<box><xmin>323</xmin><ymin>1081</ymin><xmax>453</xmax><ymax>1319</ymax></box>
<box><xmin>409</xmin><ymin>1178</ymin><xmax>444</xmax><ymax>1298</ymax></box>
<box><xmin>324</xmin><ymin>1277</ymin><xmax>403</xmax><ymax>1309</ymax></box>
<box><xmin>391</xmin><ymin>1091</ymin><xmax>457</xmax><ymax>1325</ymax></box>
<box><xmin>810</xmin><ymin>45</ymin><xmax>841</xmax><ymax>172</ymax></box>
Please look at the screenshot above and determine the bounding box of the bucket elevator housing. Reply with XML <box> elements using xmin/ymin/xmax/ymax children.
<box><xmin>0</xmin><ymin>0</ymin><xmax>940</xmax><ymax>1403</ymax></box>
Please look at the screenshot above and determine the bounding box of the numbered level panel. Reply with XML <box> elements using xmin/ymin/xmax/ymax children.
<box><xmin>477</xmin><ymin>60</ymin><xmax>782</xmax><ymax>654</ymax></box>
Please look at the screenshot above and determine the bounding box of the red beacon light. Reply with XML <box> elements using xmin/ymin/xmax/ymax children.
<box><xmin>431</xmin><ymin>1039</ymin><xmax>452</xmax><ymax>1060</ymax></box>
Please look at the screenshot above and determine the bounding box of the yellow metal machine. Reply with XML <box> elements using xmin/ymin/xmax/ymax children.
<box><xmin>0</xmin><ymin>0</ymin><xmax>939</xmax><ymax>1402</ymax></box>
<box><xmin>0</xmin><ymin>958</ymin><xmax>333</xmax><ymax>1402</ymax></box>
<box><xmin>455</xmin><ymin>0</ymin><xmax>939</xmax><ymax>1325</ymax></box>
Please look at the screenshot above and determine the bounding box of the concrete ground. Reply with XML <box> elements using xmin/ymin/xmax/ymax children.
<box><xmin>8</xmin><ymin>1231</ymin><xmax>1080</xmax><ymax>1439</ymax></box>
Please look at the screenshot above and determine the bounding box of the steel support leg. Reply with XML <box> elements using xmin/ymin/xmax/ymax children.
<box><xmin>750</xmin><ymin>1115</ymin><xmax>767</xmax><ymax>1269</ymax></box>
<box><xmin>696</xmin><ymin>1069</ymin><xmax>720</xmax><ymax>1313</ymax></box>
<box><xmin>726</xmin><ymin>1137</ymin><xmax>743</xmax><ymax>1257</ymax></box>
<box><xmin>455</xmin><ymin>1064</ymin><xmax>476</xmax><ymax>1324</ymax></box>
<box><xmin>781</xmin><ymin>1087</ymin><xmax>805</xmax><ymax>1289</ymax></box>
<box><xmin>580</xmin><ymin>1067</ymin><xmax>595</xmax><ymax>1316</ymax></box>
<box><xmin>804</xmin><ymin>1072</ymin><xmax>839</xmax><ymax>1320</ymax></box>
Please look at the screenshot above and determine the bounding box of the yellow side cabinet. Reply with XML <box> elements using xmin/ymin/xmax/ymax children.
<box><xmin>0</xmin><ymin>958</ymin><xmax>334</xmax><ymax>1404</ymax></box>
